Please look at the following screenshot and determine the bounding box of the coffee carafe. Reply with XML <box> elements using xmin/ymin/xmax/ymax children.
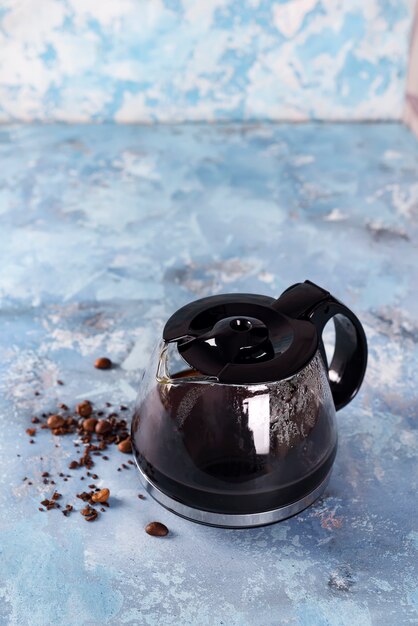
<box><xmin>132</xmin><ymin>281</ymin><xmax>367</xmax><ymax>528</ymax></box>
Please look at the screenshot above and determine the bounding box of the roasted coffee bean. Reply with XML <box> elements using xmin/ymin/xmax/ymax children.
<box><xmin>41</xmin><ymin>472</ymin><xmax>49</xmax><ymax>477</ymax></box>
<box><xmin>26</xmin><ymin>428</ymin><xmax>36</xmax><ymax>436</ymax></box>
<box><xmin>92</xmin><ymin>488</ymin><xmax>110</xmax><ymax>503</ymax></box>
<box><xmin>80</xmin><ymin>505</ymin><xmax>98</xmax><ymax>522</ymax></box>
<box><xmin>31</xmin><ymin>417</ymin><xmax>40</xmax><ymax>424</ymax></box>
<box><xmin>82</xmin><ymin>417</ymin><xmax>98</xmax><ymax>432</ymax></box>
<box><xmin>76</xmin><ymin>401</ymin><xmax>93</xmax><ymax>417</ymax></box>
<box><xmin>94</xmin><ymin>357</ymin><xmax>112</xmax><ymax>370</ymax></box>
<box><xmin>52</xmin><ymin>427</ymin><xmax>65</xmax><ymax>436</ymax></box>
<box><xmin>145</xmin><ymin>522</ymin><xmax>169</xmax><ymax>537</ymax></box>
<box><xmin>68</xmin><ymin>460</ymin><xmax>79</xmax><ymax>470</ymax></box>
<box><xmin>59</xmin><ymin>403</ymin><xmax>69</xmax><ymax>411</ymax></box>
<box><xmin>118</xmin><ymin>438</ymin><xmax>132</xmax><ymax>454</ymax></box>
<box><xmin>47</xmin><ymin>415</ymin><xmax>65</xmax><ymax>429</ymax></box>
<box><xmin>95</xmin><ymin>419</ymin><xmax>111</xmax><ymax>435</ymax></box>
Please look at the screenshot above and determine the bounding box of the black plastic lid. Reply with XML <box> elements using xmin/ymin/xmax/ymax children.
<box><xmin>163</xmin><ymin>293</ymin><xmax>318</xmax><ymax>384</ymax></box>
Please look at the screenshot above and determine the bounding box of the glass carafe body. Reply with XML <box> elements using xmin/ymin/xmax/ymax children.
<box><xmin>131</xmin><ymin>341</ymin><xmax>337</xmax><ymax>519</ymax></box>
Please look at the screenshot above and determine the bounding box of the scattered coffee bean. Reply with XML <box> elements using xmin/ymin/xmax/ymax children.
<box><xmin>62</xmin><ymin>504</ymin><xmax>73</xmax><ymax>517</ymax></box>
<box><xmin>41</xmin><ymin>472</ymin><xmax>49</xmax><ymax>477</ymax></box>
<box><xmin>26</xmin><ymin>428</ymin><xmax>36</xmax><ymax>436</ymax></box>
<box><xmin>94</xmin><ymin>357</ymin><xmax>112</xmax><ymax>370</ymax></box>
<box><xmin>118</xmin><ymin>438</ymin><xmax>132</xmax><ymax>454</ymax></box>
<box><xmin>82</xmin><ymin>417</ymin><xmax>97</xmax><ymax>432</ymax></box>
<box><xmin>31</xmin><ymin>417</ymin><xmax>40</xmax><ymax>424</ymax></box>
<box><xmin>95</xmin><ymin>419</ymin><xmax>111</xmax><ymax>435</ymax></box>
<box><xmin>80</xmin><ymin>506</ymin><xmax>98</xmax><ymax>522</ymax></box>
<box><xmin>92</xmin><ymin>488</ymin><xmax>110</xmax><ymax>503</ymax></box>
<box><xmin>145</xmin><ymin>522</ymin><xmax>169</xmax><ymax>537</ymax></box>
<box><xmin>59</xmin><ymin>403</ymin><xmax>69</xmax><ymax>411</ymax></box>
<box><xmin>76</xmin><ymin>401</ymin><xmax>93</xmax><ymax>417</ymax></box>
<box><xmin>68</xmin><ymin>460</ymin><xmax>79</xmax><ymax>470</ymax></box>
<box><xmin>47</xmin><ymin>415</ymin><xmax>65</xmax><ymax>429</ymax></box>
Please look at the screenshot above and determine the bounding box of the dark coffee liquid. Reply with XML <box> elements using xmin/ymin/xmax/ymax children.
<box><xmin>132</xmin><ymin>360</ymin><xmax>337</xmax><ymax>515</ymax></box>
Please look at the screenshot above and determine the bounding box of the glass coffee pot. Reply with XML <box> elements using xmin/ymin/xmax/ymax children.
<box><xmin>132</xmin><ymin>281</ymin><xmax>367</xmax><ymax>528</ymax></box>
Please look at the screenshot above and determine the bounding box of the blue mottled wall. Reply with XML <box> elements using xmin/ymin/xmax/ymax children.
<box><xmin>0</xmin><ymin>0</ymin><xmax>415</xmax><ymax>122</ymax></box>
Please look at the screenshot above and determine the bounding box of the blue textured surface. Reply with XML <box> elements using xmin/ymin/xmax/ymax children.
<box><xmin>0</xmin><ymin>123</ymin><xmax>418</xmax><ymax>625</ymax></box>
<box><xmin>0</xmin><ymin>0</ymin><xmax>414</xmax><ymax>122</ymax></box>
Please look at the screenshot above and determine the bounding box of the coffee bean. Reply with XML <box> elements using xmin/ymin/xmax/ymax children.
<box><xmin>76</xmin><ymin>401</ymin><xmax>93</xmax><ymax>417</ymax></box>
<box><xmin>94</xmin><ymin>357</ymin><xmax>112</xmax><ymax>370</ymax></box>
<box><xmin>95</xmin><ymin>419</ymin><xmax>111</xmax><ymax>435</ymax></box>
<box><xmin>26</xmin><ymin>428</ymin><xmax>36</xmax><ymax>436</ymax></box>
<box><xmin>145</xmin><ymin>522</ymin><xmax>169</xmax><ymax>537</ymax></box>
<box><xmin>31</xmin><ymin>417</ymin><xmax>40</xmax><ymax>424</ymax></box>
<box><xmin>81</xmin><ymin>506</ymin><xmax>98</xmax><ymax>522</ymax></box>
<box><xmin>82</xmin><ymin>417</ymin><xmax>97</xmax><ymax>432</ymax></box>
<box><xmin>92</xmin><ymin>488</ymin><xmax>110</xmax><ymax>503</ymax></box>
<box><xmin>118</xmin><ymin>438</ymin><xmax>132</xmax><ymax>454</ymax></box>
<box><xmin>68</xmin><ymin>460</ymin><xmax>79</xmax><ymax>470</ymax></box>
<box><xmin>47</xmin><ymin>415</ymin><xmax>65</xmax><ymax>429</ymax></box>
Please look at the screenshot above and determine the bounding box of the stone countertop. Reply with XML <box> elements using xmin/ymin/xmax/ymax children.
<box><xmin>0</xmin><ymin>123</ymin><xmax>417</xmax><ymax>626</ymax></box>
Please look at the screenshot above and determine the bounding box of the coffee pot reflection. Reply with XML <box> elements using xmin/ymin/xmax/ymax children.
<box><xmin>132</xmin><ymin>281</ymin><xmax>367</xmax><ymax>528</ymax></box>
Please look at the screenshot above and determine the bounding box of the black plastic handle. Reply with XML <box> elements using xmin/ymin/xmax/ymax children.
<box><xmin>275</xmin><ymin>280</ymin><xmax>368</xmax><ymax>410</ymax></box>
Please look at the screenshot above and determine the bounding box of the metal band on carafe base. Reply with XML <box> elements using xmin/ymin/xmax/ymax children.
<box><xmin>134</xmin><ymin>459</ymin><xmax>332</xmax><ymax>529</ymax></box>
